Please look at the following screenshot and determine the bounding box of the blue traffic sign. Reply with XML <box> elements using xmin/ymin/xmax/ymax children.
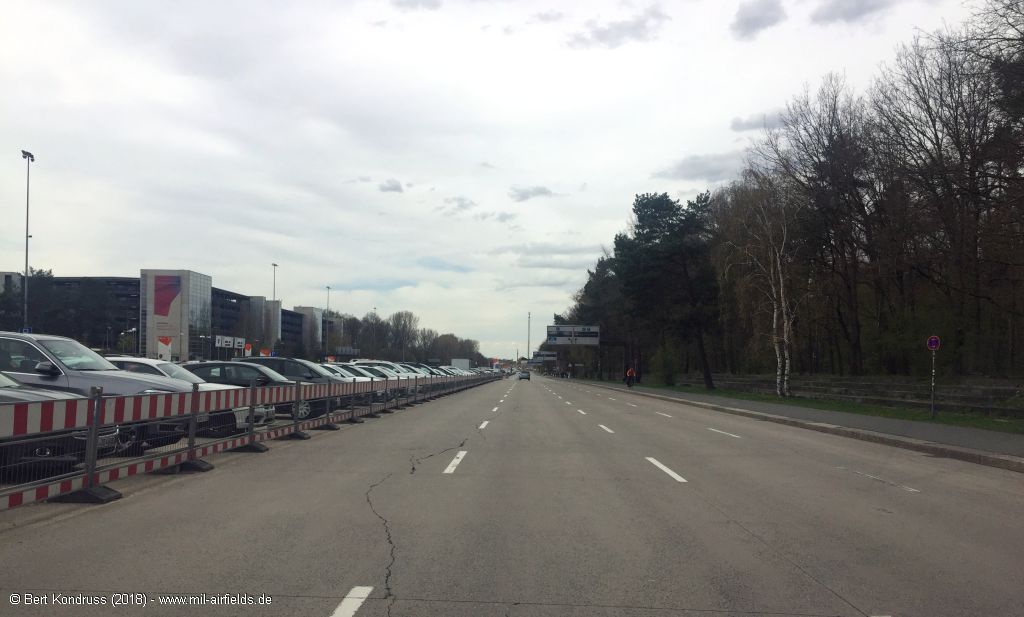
<box><xmin>926</xmin><ymin>335</ymin><xmax>941</xmax><ymax>351</ymax></box>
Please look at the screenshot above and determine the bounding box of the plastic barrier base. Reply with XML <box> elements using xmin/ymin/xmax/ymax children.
<box><xmin>50</xmin><ymin>485</ymin><xmax>122</xmax><ymax>505</ymax></box>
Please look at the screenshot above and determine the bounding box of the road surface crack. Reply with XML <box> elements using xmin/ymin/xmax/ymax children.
<box><xmin>408</xmin><ymin>438</ymin><xmax>468</xmax><ymax>475</ymax></box>
<box><xmin>365</xmin><ymin>473</ymin><xmax>398</xmax><ymax>616</ymax></box>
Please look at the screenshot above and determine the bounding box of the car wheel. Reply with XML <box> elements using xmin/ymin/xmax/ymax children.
<box><xmin>293</xmin><ymin>400</ymin><xmax>312</xmax><ymax>420</ymax></box>
<box><xmin>117</xmin><ymin>425</ymin><xmax>146</xmax><ymax>456</ymax></box>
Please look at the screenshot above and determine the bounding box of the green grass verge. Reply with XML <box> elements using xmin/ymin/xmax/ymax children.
<box><xmin>588</xmin><ymin>380</ymin><xmax>1024</xmax><ymax>434</ymax></box>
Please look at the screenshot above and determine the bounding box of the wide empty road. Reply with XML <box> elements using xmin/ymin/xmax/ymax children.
<box><xmin>1</xmin><ymin>376</ymin><xmax>1022</xmax><ymax>617</ymax></box>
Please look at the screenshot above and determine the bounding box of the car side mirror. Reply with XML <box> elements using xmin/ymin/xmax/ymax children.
<box><xmin>35</xmin><ymin>361</ymin><xmax>60</xmax><ymax>376</ymax></box>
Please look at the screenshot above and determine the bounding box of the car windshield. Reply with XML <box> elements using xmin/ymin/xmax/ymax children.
<box><xmin>157</xmin><ymin>362</ymin><xmax>204</xmax><ymax>384</ymax></box>
<box><xmin>355</xmin><ymin>365</ymin><xmax>388</xmax><ymax>379</ymax></box>
<box><xmin>39</xmin><ymin>339</ymin><xmax>117</xmax><ymax>371</ymax></box>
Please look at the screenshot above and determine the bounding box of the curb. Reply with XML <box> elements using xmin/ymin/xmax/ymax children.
<box><xmin>583</xmin><ymin>381</ymin><xmax>1024</xmax><ymax>474</ymax></box>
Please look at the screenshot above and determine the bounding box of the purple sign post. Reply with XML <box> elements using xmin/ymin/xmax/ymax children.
<box><xmin>927</xmin><ymin>336</ymin><xmax>941</xmax><ymax>418</ymax></box>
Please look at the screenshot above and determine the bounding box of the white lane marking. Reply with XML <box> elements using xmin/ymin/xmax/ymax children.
<box><xmin>500</xmin><ymin>399</ymin><xmax>505</xmax><ymax>402</ymax></box>
<box><xmin>330</xmin><ymin>586</ymin><xmax>374</xmax><ymax>617</ymax></box>
<box><xmin>836</xmin><ymin>467</ymin><xmax>920</xmax><ymax>493</ymax></box>
<box><xmin>707</xmin><ymin>427</ymin><xmax>741</xmax><ymax>439</ymax></box>
<box><xmin>656</xmin><ymin>412</ymin><xmax>673</xmax><ymax>418</ymax></box>
<box><xmin>479</xmin><ymin>421</ymin><xmax>489</xmax><ymax>429</ymax></box>
<box><xmin>627</xmin><ymin>403</ymin><xmax>638</xmax><ymax>407</ymax></box>
<box><xmin>557</xmin><ymin>395</ymin><xmax>563</xmax><ymax>399</ymax></box>
<box><xmin>444</xmin><ymin>451</ymin><xmax>468</xmax><ymax>474</ymax></box>
<box><xmin>492</xmin><ymin>406</ymin><xmax>499</xmax><ymax>412</ymax></box>
<box><xmin>646</xmin><ymin>457</ymin><xmax>687</xmax><ymax>483</ymax></box>
<box><xmin>598</xmin><ymin>424</ymin><xmax>615</xmax><ymax>433</ymax></box>
<box><xmin>608</xmin><ymin>397</ymin><xmax>616</xmax><ymax>401</ymax></box>
<box><xmin>577</xmin><ymin>409</ymin><xmax>587</xmax><ymax>415</ymax></box>
<box><xmin>565</xmin><ymin>401</ymin><xmax>572</xmax><ymax>405</ymax></box>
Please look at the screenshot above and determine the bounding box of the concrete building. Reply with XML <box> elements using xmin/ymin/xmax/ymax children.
<box><xmin>1</xmin><ymin>272</ymin><xmax>23</xmax><ymax>294</ymax></box>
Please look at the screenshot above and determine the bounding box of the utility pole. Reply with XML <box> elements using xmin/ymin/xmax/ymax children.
<box><xmin>527</xmin><ymin>312</ymin><xmax>531</xmax><ymax>361</ymax></box>
<box><xmin>325</xmin><ymin>285</ymin><xmax>331</xmax><ymax>357</ymax></box>
<box><xmin>271</xmin><ymin>263</ymin><xmax>278</xmax><ymax>302</ymax></box>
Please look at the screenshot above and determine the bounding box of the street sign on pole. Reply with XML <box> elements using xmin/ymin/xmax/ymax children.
<box><xmin>926</xmin><ymin>335</ymin><xmax>941</xmax><ymax>351</ymax></box>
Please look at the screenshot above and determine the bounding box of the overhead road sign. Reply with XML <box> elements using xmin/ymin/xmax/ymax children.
<box><xmin>546</xmin><ymin>325</ymin><xmax>600</xmax><ymax>346</ymax></box>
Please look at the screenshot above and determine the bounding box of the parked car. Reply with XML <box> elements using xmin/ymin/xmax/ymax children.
<box><xmin>180</xmin><ymin>361</ymin><xmax>306</xmax><ymax>419</ymax></box>
<box><xmin>106</xmin><ymin>356</ymin><xmax>273</xmax><ymax>435</ymax></box>
<box><xmin>232</xmin><ymin>357</ymin><xmax>346</xmax><ymax>416</ymax></box>
<box><xmin>0</xmin><ymin>332</ymin><xmax>194</xmax><ymax>452</ymax></box>
<box><xmin>0</xmin><ymin>373</ymin><xmax>123</xmax><ymax>477</ymax></box>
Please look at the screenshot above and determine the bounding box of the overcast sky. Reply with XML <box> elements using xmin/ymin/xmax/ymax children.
<box><xmin>1</xmin><ymin>0</ymin><xmax>974</xmax><ymax>358</ymax></box>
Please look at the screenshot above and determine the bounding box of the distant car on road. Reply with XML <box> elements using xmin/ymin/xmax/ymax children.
<box><xmin>519</xmin><ymin>371</ymin><xmax>530</xmax><ymax>380</ymax></box>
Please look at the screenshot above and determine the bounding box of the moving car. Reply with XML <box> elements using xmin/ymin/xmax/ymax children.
<box><xmin>519</xmin><ymin>371</ymin><xmax>530</xmax><ymax>380</ymax></box>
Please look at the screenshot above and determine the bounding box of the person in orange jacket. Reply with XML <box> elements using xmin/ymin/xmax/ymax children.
<box><xmin>625</xmin><ymin>366</ymin><xmax>636</xmax><ymax>387</ymax></box>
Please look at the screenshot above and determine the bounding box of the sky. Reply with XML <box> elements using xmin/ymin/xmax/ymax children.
<box><xmin>0</xmin><ymin>0</ymin><xmax>976</xmax><ymax>358</ymax></box>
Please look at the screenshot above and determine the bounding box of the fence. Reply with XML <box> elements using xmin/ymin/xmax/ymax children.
<box><xmin>0</xmin><ymin>373</ymin><xmax>499</xmax><ymax>511</ymax></box>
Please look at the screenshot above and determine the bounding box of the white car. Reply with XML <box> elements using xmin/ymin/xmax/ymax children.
<box><xmin>106</xmin><ymin>356</ymin><xmax>273</xmax><ymax>433</ymax></box>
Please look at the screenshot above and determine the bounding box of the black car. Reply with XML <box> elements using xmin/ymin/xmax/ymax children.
<box><xmin>181</xmin><ymin>361</ymin><xmax>314</xmax><ymax>420</ymax></box>
<box><xmin>0</xmin><ymin>372</ymin><xmax>123</xmax><ymax>480</ymax></box>
<box><xmin>232</xmin><ymin>357</ymin><xmax>348</xmax><ymax>416</ymax></box>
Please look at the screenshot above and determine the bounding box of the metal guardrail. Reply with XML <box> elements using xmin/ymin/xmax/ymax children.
<box><xmin>0</xmin><ymin>373</ymin><xmax>501</xmax><ymax>510</ymax></box>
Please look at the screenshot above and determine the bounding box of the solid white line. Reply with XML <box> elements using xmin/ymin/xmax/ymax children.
<box><xmin>577</xmin><ymin>409</ymin><xmax>586</xmax><ymax>415</ymax></box>
<box><xmin>443</xmin><ymin>451</ymin><xmax>468</xmax><ymax>474</ymax></box>
<box><xmin>330</xmin><ymin>586</ymin><xmax>374</xmax><ymax>617</ymax></box>
<box><xmin>656</xmin><ymin>412</ymin><xmax>673</xmax><ymax>418</ymax></box>
<box><xmin>646</xmin><ymin>457</ymin><xmax>687</xmax><ymax>483</ymax></box>
<box><xmin>492</xmin><ymin>406</ymin><xmax>498</xmax><ymax>412</ymax></box>
<box><xmin>478</xmin><ymin>421</ymin><xmax>489</xmax><ymax>429</ymax></box>
<box><xmin>707</xmin><ymin>427</ymin><xmax>741</xmax><ymax>439</ymax></box>
<box><xmin>598</xmin><ymin>424</ymin><xmax>615</xmax><ymax>433</ymax></box>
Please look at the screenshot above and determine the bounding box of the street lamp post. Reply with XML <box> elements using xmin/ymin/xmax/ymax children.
<box><xmin>325</xmin><ymin>285</ymin><xmax>331</xmax><ymax>358</ymax></box>
<box><xmin>271</xmin><ymin>263</ymin><xmax>278</xmax><ymax>302</ymax></box>
<box><xmin>21</xmin><ymin>150</ymin><xmax>34</xmax><ymax>332</ymax></box>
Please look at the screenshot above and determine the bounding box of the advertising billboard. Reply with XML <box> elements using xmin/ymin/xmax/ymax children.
<box><xmin>147</xmin><ymin>273</ymin><xmax>183</xmax><ymax>360</ymax></box>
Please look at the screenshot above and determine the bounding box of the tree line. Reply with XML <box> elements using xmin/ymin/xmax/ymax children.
<box><xmin>561</xmin><ymin>1</ymin><xmax>1023</xmax><ymax>394</ymax></box>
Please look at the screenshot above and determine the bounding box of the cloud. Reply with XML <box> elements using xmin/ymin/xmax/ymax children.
<box><xmin>810</xmin><ymin>0</ymin><xmax>898</xmax><ymax>24</ymax></box>
<box><xmin>417</xmin><ymin>256</ymin><xmax>472</xmax><ymax>273</ymax></box>
<box><xmin>508</xmin><ymin>185</ymin><xmax>555</xmax><ymax>202</ymax></box>
<box><xmin>490</xmin><ymin>242</ymin><xmax>602</xmax><ymax>256</ymax></box>
<box><xmin>730</xmin><ymin>109</ymin><xmax>784</xmax><ymax>131</ymax></box>
<box><xmin>531</xmin><ymin>11</ymin><xmax>564</xmax><ymax>23</ymax></box>
<box><xmin>568</xmin><ymin>5</ymin><xmax>670</xmax><ymax>49</ymax></box>
<box><xmin>442</xmin><ymin>195</ymin><xmax>477</xmax><ymax>214</ymax></box>
<box><xmin>391</xmin><ymin>0</ymin><xmax>441</xmax><ymax>11</ymax></box>
<box><xmin>653</xmin><ymin>151</ymin><xmax>744</xmax><ymax>182</ymax></box>
<box><xmin>379</xmin><ymin>178</ymin><xmax>404</xmax><ymax>192</ymax></box>
<box><xmin>516</xmin><ymin>254</ymin><xmax>598</xmax><ymax>270</ymax></box>
<box><xmin>480</xmin><ymin>161</ymin><xmax>495</xmax><ymax>169</ymax></box>
<box><xmin>730</xmin><ymin>0</ymin><xmax>786</xmax><ymax>40</ymax></box>
<box><xmin>332</xmin><ymin>278</ymin><xmax>417</xmax><ymax>292</ymax></box>
<box><xmin>495</xmin><ymin>277</ymin><xmax>577</xmax><ymax>291</ymax></box>
<box><xmin>495</xmin><ymin>212</ymin><xmax>517</xmax><ymax>223</ymax></box>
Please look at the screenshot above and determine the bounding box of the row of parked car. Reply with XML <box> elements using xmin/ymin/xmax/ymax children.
<box><xmin>0</xmin><ymin>330</ymin><xmax>491</xmax><ymax>475</ymax></box>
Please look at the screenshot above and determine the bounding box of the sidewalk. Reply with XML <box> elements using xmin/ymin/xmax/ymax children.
<box><xmin>583</xmin><ymin>380</ymin><xmax>1024</xmax><ymax>458</ymax></box>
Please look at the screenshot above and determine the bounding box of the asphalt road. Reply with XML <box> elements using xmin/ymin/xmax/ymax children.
<box><xmin>0</xmin><ymin>376</ymin><xmax>1022</xmax><ymax>617</ymax></box>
